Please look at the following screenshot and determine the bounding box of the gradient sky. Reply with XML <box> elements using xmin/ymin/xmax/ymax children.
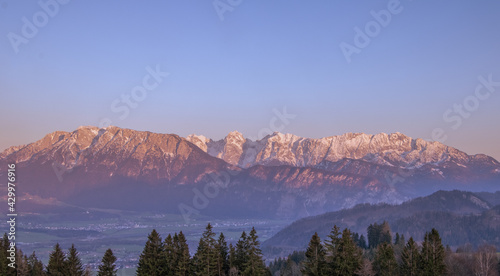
<box><xmin>1</xmin><ymin>1</ymin><xmax>499</xmax><ymax>160</ymax></box>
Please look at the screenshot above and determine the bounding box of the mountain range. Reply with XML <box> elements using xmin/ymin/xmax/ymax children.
<box><xmin>1</xmin><ymin>126</ymin><xmax>499</xmax><ymax>219</ymax></box>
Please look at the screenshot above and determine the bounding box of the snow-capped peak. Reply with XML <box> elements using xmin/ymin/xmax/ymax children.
<box><xmin>186</xmin><ymin>131</ymin><xmax>474</xmax><ymax>169</ymax></box>
<box><xmin>225</xmin><ymin>131</ymin><xmax>245</xmax><ymax>143</ymax></box>
<box><xmin>186</xmin><ymin>134</ymin><xmax>211</xmax><ymax>144</ymax></box>
<box><xmin>186</xmin><ymin>134</ymin><xmax>213</xmax><ymax>152</ymax></box>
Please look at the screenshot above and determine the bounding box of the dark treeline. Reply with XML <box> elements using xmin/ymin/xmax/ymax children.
<box><xmin>136</xmin><ymin>223</ymin><xmax>268</xmax><ymax>275</ymax></box>
<box><xmin>392</xmin><ymin>208</ymin><xmax>500</xmax><ymax>247</ymax></box>
<box><xmin>269</xmin><ymin>222</ymin><xmax>500</xmax><ymax>276</ymax></box>
<box><xmin>0</xmin><ymin>232</ymin><xmax>113</xmax><ymax>275</ymax></box>
<box><xmin>0</xmin><ymin>223</ymin><xmax>268</xmax><ymax>276</ymax></box>
<box><xmin>1</xmin><ymin>222</ymin><xmax>499</xmax><ymax>275</ymax></box>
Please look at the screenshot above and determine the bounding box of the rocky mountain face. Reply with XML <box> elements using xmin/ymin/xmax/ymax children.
<box><xmin>0</xmin><ymin>126</ymin><xmax>230</xmax><ymax>197</ymax></box>
<box><xmin>1</xmin><ymin>127</ymin><xmax>499</xmax><ymax>219</ymax></box>
<box><xmin>187</xmin><ymin>131</ymin><xmax>500</xmax><ymax>190</ymax></box>
<box><xmin>187</xmin><ymin>131</ymin><xmax>498</xmax><ymax>171</ymax></box>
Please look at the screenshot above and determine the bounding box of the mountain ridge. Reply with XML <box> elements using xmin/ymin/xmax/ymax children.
<box><xmin>4</xmin><ymin>126</ymin><xmax>499</xmax><ymax>170</ymax></box>
<box><xmin>1</xmin><ymin>126</ymin><xmax>499</xmax><ymax>219</ymax></box>
<box><xmin>186</xmin><ymin>130</ymin><xmax>499</xmax><ymax>170</ymax></box>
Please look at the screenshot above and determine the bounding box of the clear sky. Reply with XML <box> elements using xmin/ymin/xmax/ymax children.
<box><xmin>1</xmin><ymin>0</ymin><xmax>499</xmax><ymax>160</ymax></box>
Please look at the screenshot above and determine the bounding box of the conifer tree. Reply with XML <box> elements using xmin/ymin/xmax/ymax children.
<box><xmin>368</xmin><ymin>222</ymin><xmax>392</xmax><ymax>248</ymax></box>
<box><xmin>373</xmin><ymin>243</ymin><xmax>398</xmax><ymax>276</ymax></box>
<box><xmin>325</xmin><ymin>227</ymin><xmax>363</xmax><ymax>275</ymax></box>
<box><xmin>302</xmin><ymin>232</ymin><xmax>327</xmax><ymax>276</ymax></box>
<box><xmin>368</xmin><ymin>223</ymin><xmax>379</xmax><ymax>249</ymax></box>
<box><xmin>28</xmin><ymin>251</ymin><xmax>45</xmax><ymax>275</ymax></box>
<box><xmin>242</xmin><ymin>227</ymin><xmax>266</xmax><ymax>276</ymax></box>
<box><xmin>268</xmin><ymin>257</ymin><xmax>285</xmax><ymax>275</ymax></box>
<box><xmin>66</xmin><ymin>244</ymin><xmax>84</xmax><ymax>276</ymax></box>
<box><xmin>338</xmin><ymin>228</ymin><xmax>363</xmax><ymax>275</ymax></box>
<box><xmin>419</xmin><ymin>229</ymin><xmax>445</xmax><ymax>276</ymax></box>
<box><xmin>380</xmin><ymin>222</ymin><xmax>392</xmax><ymax>245</ymax></box>
<box><xmin>325</xmin><ymin>225</ymin><xmax>342</xmax><ymax>261</ymax></box>
<box><xmin>359</xmin><ymin>234</ymin><xmax>368</xmax><ymax>249</ymax></box>
<box><xmin>16</xmin><ymin>249</ymin><xmax>30</xmax><ymax>276</ymax></box>
<box><xmin>164</xmin><ymin>234</ymin><xmax>175</xmax><ymax>275</ymax></box>
<box><xmin>46</xmin><ymin>243</ymin><xmax>67</xmax><ymax>276</ymax></box>
<box><xmin>97</xmin><ymin>248</ymin><xmax>117</xmax><ymax>276</ymax></box>
<box><xmin>281</xmin><ymin>257</ymin><xmax>301</xmax><ymax>276</ymax></box>
<box><xmin>0</xmin><ymin>233</ymin><xmax>16</xmax><ymax>276</ymax></box>
<box><xmin>173</xmin><ymin>231</ymin><xmax>191</xmax><ymax>276</ymax></box>
<box><xmin>235</xmin><ymin>231</ymin><xmax>249</xmax><ymax>272</ymax></box>
<box><xmin>353</xmin><ymin>232</ymin><xmax>360</xmax><ymax>246</ymax></box>
<box><xmin>400</xmin><ymin>237</ymin><xmax>419</xmax><ymax>276</ymax></box>
<box><xmin>193</xmin><ymin>223</ymin><xmax>218</xmax><ymax>275</ymax></box>
<box><xmin>137</xmin><ymin>229</ymin><xmax>166</xmax><ymax>276</ymax></box>
<box><xmin>394</xmin><ymin>233</ymin><xmax>400</xmax><ymax>246</ymax></box>
<box><xmin>216</xmin><ymin>233</ymin><xmax>230</xmax><ymax>276</ymax></box>
<box><xmin>229</xmin><ymin>243</ymin><xmax>236</xmax><ymax>271</ymax></box>
<box><xmin>393</xmin><ymin>233</ymin><xmax>405</xmax><ymax>265</ymax></box>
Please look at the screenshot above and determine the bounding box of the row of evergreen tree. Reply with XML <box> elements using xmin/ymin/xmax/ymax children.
<box><xmin>298</xmin><ymin>225</ymin><xmax>446</xmax><ymax>275</ymax></box>
<box><xmin>136</xmin><ymin>223</ymin><xmax>268</xmax><ymax>275</ymax></box>
<box><xmin>0</xmin><ymin>233</ymin><xmax>117</xmax><ymax>276</ymax></box>
<box><xmin>0</xmin><ymin>223</ymin><xmax>268</xmax><ymax>276</ymax></box>
<box><xmin>271</xmin><ymin>221</ymin><xmax>500</xmax><ymax>276</ymax></box>
<box><xmin>2</xmin><ymin>222</ymin><xmax>499</xmax><ymax>275</ymax></box>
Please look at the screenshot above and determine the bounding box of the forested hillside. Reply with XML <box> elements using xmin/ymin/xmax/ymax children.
<box><xmin>263</xmin><ymin>190</ymin><xmax>500</xmax><ymax>257</ymax></box>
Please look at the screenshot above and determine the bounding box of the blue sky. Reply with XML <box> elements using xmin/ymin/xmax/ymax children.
<box><xmin>1</xmin><ymin>0</ymin><xmax>500</xmax><ymax>160</ymax></box>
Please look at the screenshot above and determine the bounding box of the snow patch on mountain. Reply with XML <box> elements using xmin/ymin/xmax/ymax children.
<box><xmin>186</xmin><ymin>131</ymin><xmax>481</xmax><ymax>170</ymax></box>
